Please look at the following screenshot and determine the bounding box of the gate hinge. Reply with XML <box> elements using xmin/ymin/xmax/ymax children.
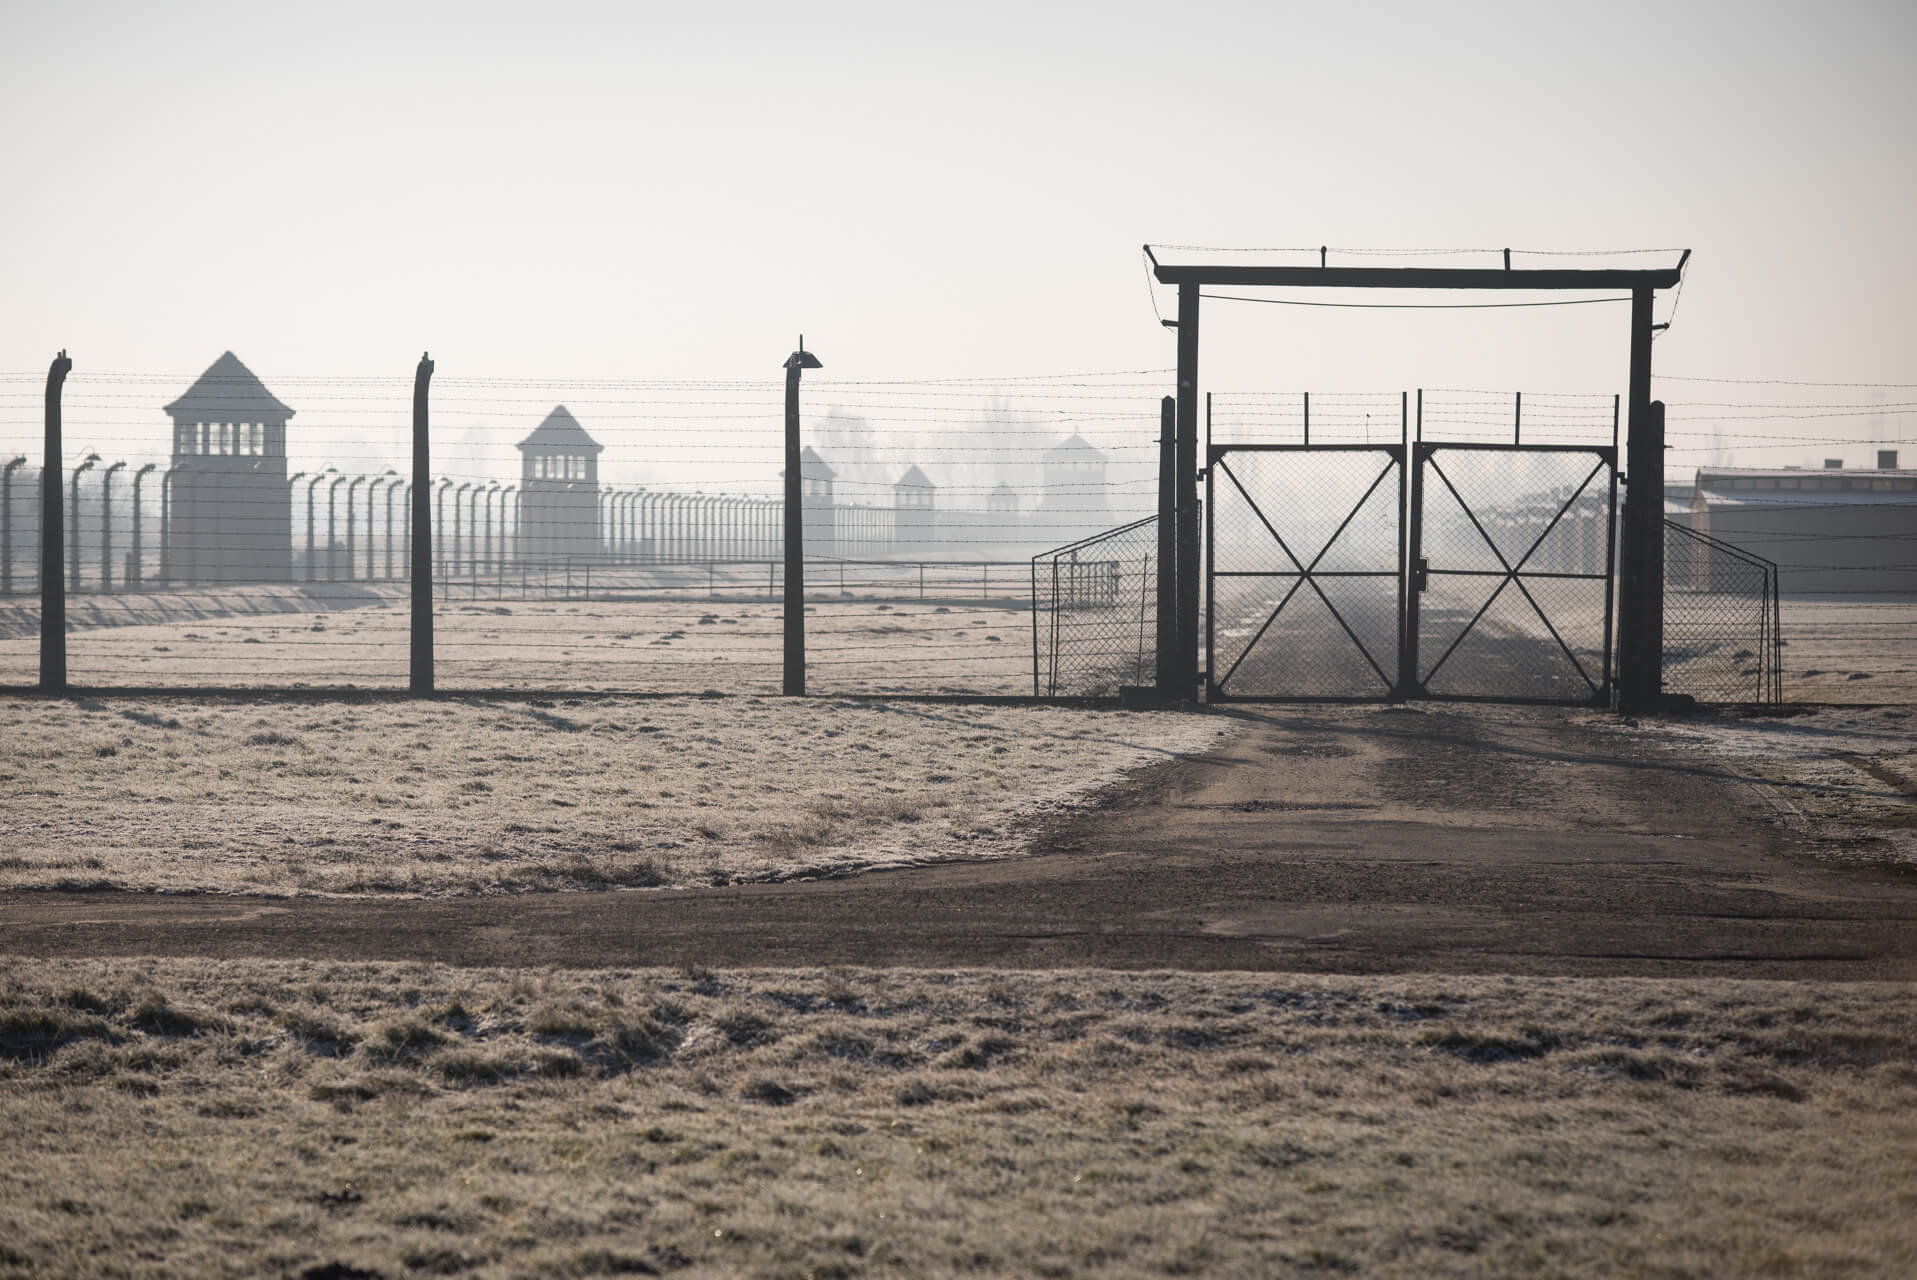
<box><xmin>1196</xmin><ymin>467</ymin><xmax>1207</xmax><ymax>481</ymax></box>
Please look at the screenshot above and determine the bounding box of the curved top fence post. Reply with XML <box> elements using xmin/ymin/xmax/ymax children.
<box><xmin>40</xmin><ymin>350</ymin><xmax>72</xmax><ymax>692</ymax></box>
<box><xmin>411</xmin><ymin>352</ymin><xmax>434</xmax><ymax>694</ymax></box>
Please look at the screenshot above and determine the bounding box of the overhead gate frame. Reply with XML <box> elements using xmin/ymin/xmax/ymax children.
<box><xmin>1148</xmin><ymin>247</ymin><xmax>1688</xmax><ymax>712</ymax></box>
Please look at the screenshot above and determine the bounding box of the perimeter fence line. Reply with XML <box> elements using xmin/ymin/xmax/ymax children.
<box><xmin>4</xmin><ymin>356</ymin><xmax>1165</xmax><ymax>696</ymax></box>
<box><xmin>5</xmin><ymin>359</ymin><xmax>1910</xmax><ymax>702</ymax></box>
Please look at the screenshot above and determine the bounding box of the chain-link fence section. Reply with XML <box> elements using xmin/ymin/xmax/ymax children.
<box><xmin>1662</xmin><ymin>519</ymin><xmax>1781</xmax><ymax>705</ymax></box>
<box><xmin>1030</xmin><ymin>517</ymin><xmax>1157</xmax><ymax>697</ymax></box>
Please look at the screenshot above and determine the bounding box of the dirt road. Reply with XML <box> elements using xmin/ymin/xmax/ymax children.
<box><xmin>5</xmin><ymin>703</ymin><xmax>1914</xmax><ymax>977</ymax></box>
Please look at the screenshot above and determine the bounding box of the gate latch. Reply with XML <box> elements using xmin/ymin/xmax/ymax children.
<box><xmin>1414</xmin><ymin>558</ymin><xmax>1429</xmax><ymax>592</ymax></box>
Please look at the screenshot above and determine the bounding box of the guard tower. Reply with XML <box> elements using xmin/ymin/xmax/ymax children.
<box><xmin>893</xmin><ymin>464</ymin><xmax>937</xmax><ymax>551</ymax></box>
<box><xmin>163</xmin><ymin>352</ymin><xmax>294</xmax><ymax>582</ymax></box>
<box><xmin>799</xmin><ymin>445</ymin><xmax>837</xmax><ymax>555</ymax></box>
<box><xmin>517</xmin><ymin>406</ymin><xmax>604</xmax><ymax>562</ymax></box>
<box><xmin>1039</xmin><ymin>434</ymin><xmax>1109</xmax><ymax>539</ymax></box>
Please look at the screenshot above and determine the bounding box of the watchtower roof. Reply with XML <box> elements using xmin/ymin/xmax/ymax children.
<box><xmin>517</xmin><ymin>405</ymin><xmax>604</xmax><ymax>453</ymax></box>
<box><xmin>164</xmin><ymin>351</ymin><xmax>294</xmax><ymax>420</ymax></box>
<box><xmin>895</xmin><ymin>464</ymin><xmax>935</xmax><ymax>489</ymax></box>
<box><xmin>1046</xmin><ymin>433</ymin><xmax>1105</xmax><ymax>462</ymax></box>
<box><xmin>799</xmin><ymin>446</ymin><xmax>836</xmax><ymax>479</ymax></box>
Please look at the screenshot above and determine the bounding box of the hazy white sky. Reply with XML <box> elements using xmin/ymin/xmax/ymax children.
<box><xmin>3</xmin><ymin>0</ymin><xmax>1913</xmax><ymax>467</ymax></box>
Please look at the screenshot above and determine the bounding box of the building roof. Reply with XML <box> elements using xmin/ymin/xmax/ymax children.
<box><xmin>163</xmin><ymin>351</ymin><xmax>294</xmax><ymax>419</ymax></box>
<box><xmin>799</xmin><ymin>446</ymin><xmax>836</xmax><ymax>480</ymax></box>
<box><xmin>517</xmin><ymin>405</ymin><xmax>603</xmax><ymax>453</ymax></box>
<box><xmin>1046</xmin><ymin>433</ymin><xmax>1105</xmax><ymax>462</ymax></box>
<box><xmin>1695</xmin><ymin>466</ymin><xmax>1916</xmax><ymax>507</ymax></box>
<box><xmin>894</xmin><ymin>465</ymin><xmax>935</xmax><ymax>489</ymax></box>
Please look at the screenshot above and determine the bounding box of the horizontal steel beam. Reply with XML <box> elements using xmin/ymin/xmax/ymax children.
<box><xmin>1154</xmin><ymin>265</ymin><xmax>1682</xmax><ymax>290</ymax></box>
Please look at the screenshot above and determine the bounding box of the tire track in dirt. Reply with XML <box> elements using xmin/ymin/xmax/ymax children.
<box><xmin>5</xmin><ymin>705</ymin><xmax>1916</xmax><ymax>978</ymax></box>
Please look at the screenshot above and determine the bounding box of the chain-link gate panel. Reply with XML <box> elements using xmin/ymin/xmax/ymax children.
<box><xmin>1030</xmin><ymin>516</ymin><xmax>1157</xmax><ymax>697</ymax></box>
<box><xmin>1207</xmin><ymin>447</ymin><xmax>1403</xmax><ymax>699</ymax></box>
<box><xmin>1408</xmin><ymin>444</ymin><xmax>1616</xmax><ymax>704</ymax></box>
<box><xmin>1662</xmin><ymin>520</ymin><xmax>1782</xmax><ymax>705</ymax></box>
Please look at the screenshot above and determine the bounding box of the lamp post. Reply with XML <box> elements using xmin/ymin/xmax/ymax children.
<box><xmin>783</xmin><ymin>339</ymin><xmax>821</xmax><ymax>696</ymax></box>
<box><xmin>69</xmin><ymin>454</ymin><xmax>99</xmax><ymax>591</ymax></box>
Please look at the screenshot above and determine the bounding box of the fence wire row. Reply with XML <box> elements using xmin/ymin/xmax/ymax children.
<box><xmin>4</xmin><ymin>366</ymin><xmax>1906</xmax><ymax>703</ymax></box>
<box><xmin>0</xmin><ymin>363</ymin><xmax>1165</xmax><ymax>695</ymax></box>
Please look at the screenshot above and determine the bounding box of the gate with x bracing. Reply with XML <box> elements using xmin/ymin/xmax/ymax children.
<box><xmin>1206</xmin><ymin>438</ymin><xmax>1618</xmax><ymax>705</ymax></box>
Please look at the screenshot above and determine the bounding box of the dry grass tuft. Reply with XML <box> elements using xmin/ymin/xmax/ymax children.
<box><xmin>2</xmin><ymin>959</ymin><xmax>1914</xmax><ymax>1277</ymax></box>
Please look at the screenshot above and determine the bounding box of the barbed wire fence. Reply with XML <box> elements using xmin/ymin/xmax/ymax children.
<box><xmin>2</xmin><ymin>359</ymin><xmax>1911</xmax><ymax>703</ymax></box>
<box><xmin>0</xmin><ymin>362</ymin><xmax>1164</xmax><ymax>696</ymax></box>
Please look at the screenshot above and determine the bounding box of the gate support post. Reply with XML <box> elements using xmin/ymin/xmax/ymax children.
<box><xmin>410</xmin><ymin>352</ymin><xmax>434</xmax><ymax>695</ymax></box>
<box><xmin>1155</xmin><ymin>396</ymin><xmax>1177</xmax><ymax>696</ymax></box>
<box><xmin>1617</xmin><ymin>286</ymin><xmax>1664</xmax><ymax>713</ymax></box>
<box><xmin>1174</xmin><ymin>283</ymin><xmax>1200</xmax><ymax>701</ymax></box>
<box><xmin>1397</xmin><ymin>392</ymin><xmax>1419</xmax><ymax>698</ymax></box>
<box><xmin>40</xmin><ymin>351</ymin><xmax>71</xmax><ymax>693</ymax></box>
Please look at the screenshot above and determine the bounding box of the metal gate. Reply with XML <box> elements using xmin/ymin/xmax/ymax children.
<box><xmin>1206</xmin><ymin>444</ymin><xmax>1405</xmax><ymax>699</ymax></box>
<box><xmin>1406</xmin><ymin>443</ymin><xmax>1617</xmax><ymax>704</ymax></box>
<box><xmin>1205</xmin><ymin>440</ymin><xmax>1617</xmax><ymax>705</ymax></box>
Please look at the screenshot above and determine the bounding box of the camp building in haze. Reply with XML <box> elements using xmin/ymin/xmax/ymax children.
<box><xmin>163</xmin><ymin>352</ymin><xmax>294</xmax><ymax>583</ymax></box>
<box><xmin>1688</xmin><ymin>454</ymin><xmax>1915</xmax><ymax>594</ymax></box>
